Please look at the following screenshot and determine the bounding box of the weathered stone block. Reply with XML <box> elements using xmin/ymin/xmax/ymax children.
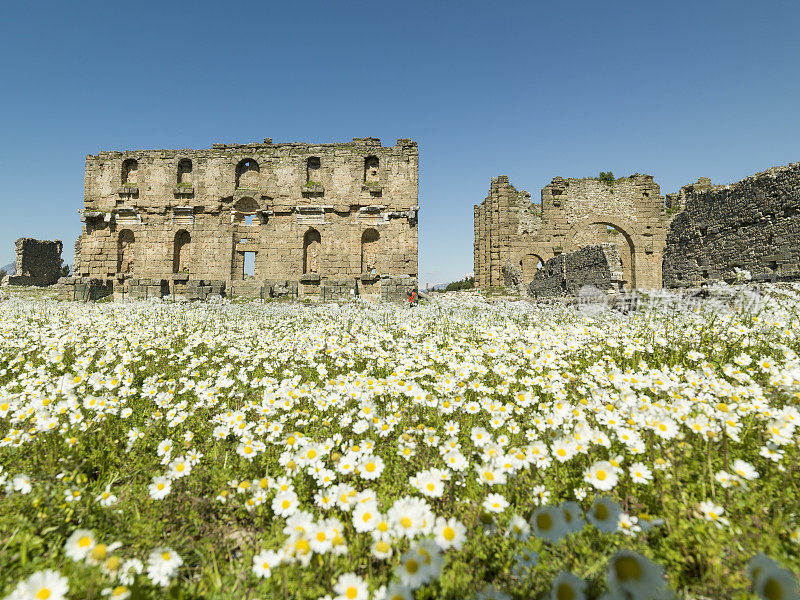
<box><xmin>528</xmin><ymin>244</ymin><xmax>623</xmax><ymax>298</ymax></box>
<box><xmin>9</xmin><ymin>238</ymin><xmax>63</xmax><ymax>287</ymax></box>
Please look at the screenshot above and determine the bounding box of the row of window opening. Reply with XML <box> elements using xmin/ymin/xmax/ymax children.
<box><xmin>120</xmin><ymin>156</ymin><xmax>381</xmax><ymax>187</ymax></box>
<box><xmin>116</xmin><ymin>228</ymin><xmax>381</xmax><ymax>277</ymax></box>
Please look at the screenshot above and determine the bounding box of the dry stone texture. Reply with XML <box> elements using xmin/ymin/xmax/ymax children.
<box><xmin>9</xmin><ymin>238</ymin><xmax>63</xmax><ymax>286</ymax></box>
<box><xmin>73</xmin><ymin>137</ymin><xmax>418</xmax><ymax>298</ymax></box>
<box><xmin>663</xmin><ymin>163</ymin><xmax>800</xmax><ymax>287</ymax></box>
<box><xmin>528</xmin><ymin>244</ymin><xmax>624</xmax><ymax>297</ymax></box>
<box><xmin>475</xmin><ymin>175</ymin><xmax>667</xmax><ymax>291</ymax></box>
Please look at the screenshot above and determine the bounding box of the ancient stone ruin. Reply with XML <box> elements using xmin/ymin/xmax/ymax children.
<box><xmin>663</xmin><ymin>163</ymin><xmax>800</xmax><ymax>287</ymax></box>
<box><xmin>65</xmin><ymin>137</ymin><xmax>419</xmax><ymax>300</ymax></box>
<box><xmin>528</xmin><ymin>244</ymin><xmax>624</xmax><ymax>298</ymax></box>
<box><xmin>475</xmin><ymin>163</ymin><xmax>800</xmax><ymax>295</ymax></box>
<box><xmin>8</xmin><ymin>238</ymin><xmax>63</xmax><ymax>286</ymax></box>
<box><xmin>474</xmin><ymin>174</ymin><xmax>667</xmax><ymax>293</ymax></box>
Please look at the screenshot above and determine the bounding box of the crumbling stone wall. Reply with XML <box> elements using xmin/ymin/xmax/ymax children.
<box><xmin>475</xmin><ymin>174</ymin><xmax>667</xmax><ymax>291</ymax></box>
<box><xmin>474</xmin><ymin>177</ymin><xmax>540</xmax><ymax>290</ymax></box>
<box><xmin>75</xmin><ymin>137</ymin><xmax>418</xmax><ymax>298</ymax></box>
<box><xmin>381</xmin><ymin>276</ymin><xmax>417</xmax><ymax>303</ymax></box>
<box><xmin>57</xmin><ymin>277</ymin><xmax>114</xmax><ymax>301</ymax></box>
<box><xmin>9</xmin><ymin>238</ymin><xmax>63</xmax><ymax>286</ymax></box>
<box><xmin>665</xmin><ymin>177</ymin><xmax>713</xmax><ymax>215</ymax></box>
<box><xmin>528</xmin><ymin>244</ymin><xmax>624</xmax><ymax>297</ymax></box>
<box><xmin>663</xmin><ymin>163</ymin><xmax>800</xmax><ymax>287</ymax></box>
<box><xmin>501</xmin><ymin>262</ymin><xmax>524</xmax><ymax>295</ymax></box>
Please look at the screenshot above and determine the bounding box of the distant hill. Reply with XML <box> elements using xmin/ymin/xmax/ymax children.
<box><xmin>1</xmin><ymin>262</ymin><xmax>16</xmax><ymax>276</ymax></box>
<box><xmin>427</xmin><ymin>276</ymin><xmax>475</xmax><ymax>292</ymax></box>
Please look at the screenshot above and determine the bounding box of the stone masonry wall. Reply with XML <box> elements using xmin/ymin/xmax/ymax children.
<box><xmin>475</xmin><ymin>174</ymin><xmax>667</xmax><ymax>291</ymax></box>
<box><xmin>75</xmin><ymin>137</ymin><xmax>418</xmax><ymax>296</ymax></box>
<box><xmin>9</xmin><ymin>238</ymin><xmax>63</xmax><ymax>286</ymax></box>
<box><xmin>663</xmin><ymin>163</ymin><xmax>800</xmax><ymax>287</ymax></box>
<box><xmin>528</xmin><ymin>244</ymin><xmax>624</xmax><ymax>297</ymax></box>
<box><xmin>57</xmin><ymin>277</ymin><xmax>114</xmax><ymax>301</ymax></box>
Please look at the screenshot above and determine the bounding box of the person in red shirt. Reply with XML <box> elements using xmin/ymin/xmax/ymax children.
<box><xmin>408</xmin><ymin>288</ymin><xmax>418</xmax><ymax>307</ymax></box>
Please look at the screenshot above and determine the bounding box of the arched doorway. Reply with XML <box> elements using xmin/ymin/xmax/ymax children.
<box><xmin>177</xmin><ymin>159</ymin><xmax>192</xmax><ymax>185</ymax></box>
<box><xmin>594</xmin><ymin>222</ymin><xmax>636</xmax><ymax>290</ymax></box>
<box><xmin>117</xmin><ymin>230</ymin><xmax>135</xmax><ymax>274</ymax></box>
<box><xmin>521</xmin><ymin>253</ymin><xmax>544</xmax><ymax>283</ymax></box>
<box><xmin>361</xmin><ymin>229</ymin><xmax>380</xmax><ymax>275</ymax></box>
<box><xmin>173</xmin><ymin>230</ymin><xmax>191</xmax><ymax>273</ymax></box>
<box><xmin>303</xmin><ymin>229</ymin><xmax>321</xmax><ymax>274</ymax></box>
<box><xmin>121</xmin><ymin>159</ymin><xmax>138</xmax><ymax>185</ymax></box>
<box><xmin>364</xmin><ymin>156</ymin><xmax>379</xmax><ymax>183</ymax></box>
<box><xmin>235</xmin><ymin>159</ymin><xmax>260</xmax><ymax>189</ymax></box>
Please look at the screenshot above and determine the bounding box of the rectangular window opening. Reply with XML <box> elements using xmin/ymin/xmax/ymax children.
<box><xmin>243</xmin><ymin>252</ymin><xmax>256</xmax><ymax>278</ymax></box>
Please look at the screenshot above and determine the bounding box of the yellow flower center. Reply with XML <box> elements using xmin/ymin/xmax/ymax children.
<box><xmin>536</xmin><ymin>513</ymin><xmax>553</xmax><ymax>531</ymax></box>
<box><xmin>557</xmin><ymin>583</ymin><xmax>575</xmax><ymax>600</ymax></box>
<box><xmin>615</xmin><ymin>556</ymin><xmax>642</xmax><ymax>581</ymax></box>
<box><xmin>443</xmin><ymin>526</ymin><xmax>455</xmax><ymax>541</ymax></box>
<box><xmin>90</xmin><ymin>543</ymin><xmax>107</xmax><ymax>561</ymax></box>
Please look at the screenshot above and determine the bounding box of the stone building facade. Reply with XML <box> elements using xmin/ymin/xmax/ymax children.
<box><xmin>663</xmin><ymin>163</ymin><xmax>800</xmax><ymax>287</ymax></box>
<box><xmin>73</xmin><ymin>137</ymin><xmax>418</xmax><ymax>298</ymax></box>
<box><xmin>474</xmin><ymin>174</ymin><xmax>667</xmax><ymax>291</ymax></box>
<box><xmin>8</xmin><ymin>238</ymin><xmax>63</xmax><ymax>286</ymax></box>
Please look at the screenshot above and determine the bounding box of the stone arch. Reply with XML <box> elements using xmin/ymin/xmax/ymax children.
<box><xmin>235</xmin><ymin>158</ymin><xmax>260</xmax><ymax>189</ymax></box>
<box><xmin>177</xmin><ymin>159</ymin><xmax>192</xmax><ymax>184</ymax></box>
<box><xmin>234</xmin><ymin>197</ymin><xmax>260</xmax><ymax>225</ymax></box>
<box><xmin>306</xmin><ymin>157</ymin><xmax>321</xmax><ymax>183</ymax></box>
<box><xmin>117</xmin><ymin>229</ymin><xmax>135</xmax><ymax>274</ymax></box>
<box><xmin>122</xmin><ymin>159</ymin><xmax>138</xmax><ymax>184</ymax></box>
<box><xmin>173</xmin><ymin>230</ymin><xmax>191</xmax><ymax>274</ymax></box>
<box><xmin>521</xmin><ymin>253</ymin><xmax>544</xmax><ymax>283</ymax></box>
<box><xmin>591</xmin><ymin>221</ymin><xmax>636</xmax><ymax>290</ymax></box>
<box><xmin>303</xmin><ymin>228</ymin><xmax>321</xmax><ymax>274</ymax></box>
<box><xmin>364</xmin><ymin>156</ymin><xmax>379</xmax><ymax>183</ymax></box>
<box><xmin>361</xmin><ymin>228</ymin><xmax>380</xmax><ymax>274</ymax></box>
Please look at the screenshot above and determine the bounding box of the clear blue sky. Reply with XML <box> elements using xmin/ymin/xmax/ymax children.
<box><xmin>1</xmin><ymin>1</ymin><xmax>799</xmax><ymax>285</ymax></box>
